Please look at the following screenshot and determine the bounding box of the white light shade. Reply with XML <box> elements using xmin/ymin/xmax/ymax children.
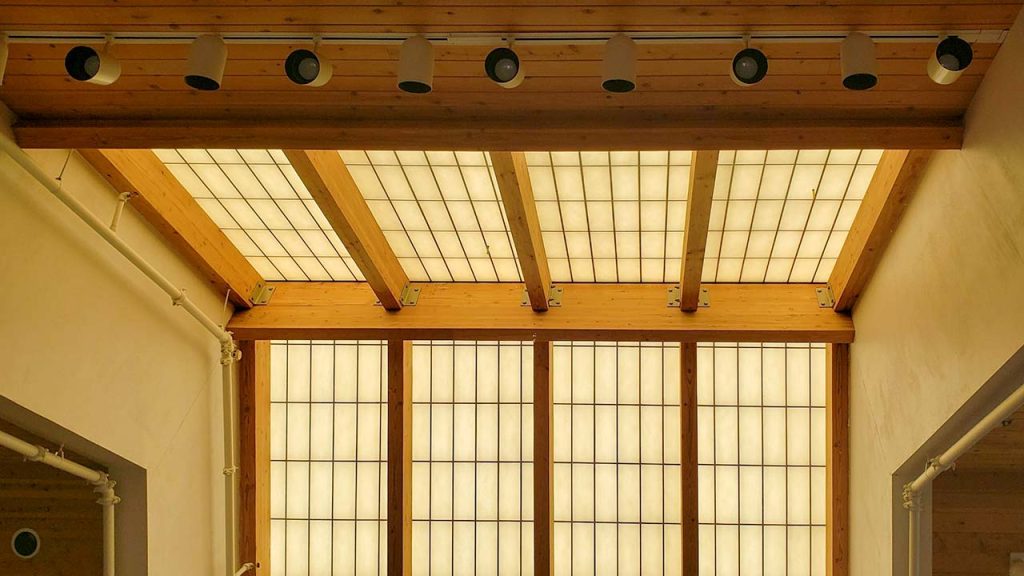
<box><xmin>398</xmin><ymin>35</ymin><xmax>434</xmax><ymax>93</ymax></box>
<box><xmin>0</xmin><ymin>36</ymin><xmax>7</xmax><ymax>86</ymax></box>
<box><xmin>840</xmin><ymin>33</ymin><xmax>877</xmax><ymax>90</ymax></box>
<box><xmin>602</xmin><ymin>34</ymin><xmax>637</xmax><ymax>93</ymax></box>
<box><xmin>185</xmin><ymin>34</ymin><xmax>227</xmax><ymax>91</ymax></box>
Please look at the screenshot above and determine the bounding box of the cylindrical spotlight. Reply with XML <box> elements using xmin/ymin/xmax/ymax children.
<box><xmin>731</xmin><ymin>47</ymin><xmax>769</xmax><ymax>86</ymax></box>
<box><xmin>285</xmin><ymin>49</ymin><xmax>333</xmax><ymax>87</ymax></box>
<box><xmin>927</xmin><ymin>36</ymin><xmax>973</xmax><ymax>85</ymax></box>
<box><xmin>484</xmin><ymin>47</ymin><xmax>523</xmax><ymax>88</ymax></box>
<box><xmin>840</xmin><ymin>32</ymin><xmax>877</xmax><ymax>90</ymax></box>
<box><xmin>64</xmin><ymin>45</ymin><xmax>121</xmax><ymax>86</ymax></box>
<box><xmin>185</xmin><ymin>35</ymin><xmax>227</xmax><ymax>91</ymax></box>
<box><xmin>602</xmin><ymin>34</ymin><xmax>636</xmax><ymax>93</ymax></box>
<box><xmin>397</xmin><ymin>35</ymin><xmax>433</xmax><ymax>93</ymax></box>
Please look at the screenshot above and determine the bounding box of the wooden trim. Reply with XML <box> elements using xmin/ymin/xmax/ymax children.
<box><xmin>680</xmin><ymin>342</ymin><xmax>699</xmax><ymax>576</ymax></box>
<box><xmin>826</xmin><ymin>343</ymin><xmax>850</xmax><ymax>576</ymax></box>
<box><xmin>284</xmin><ymin>150</ymin><xmax>410</xmax><ymax>310</ymax></box>
<box><xmin>533</xmin><ymin>341</ymin><xmax>554</xmax><ymax>576</ymax></box>
<box><xmin>387</xmin><ymin>341</ymin><xmax>413</xmax><ymax>576</ymax></box>
<box><xmin>228</xmin><ymin>282</ymin><xmax>854</xmax><ymax>342</ymax></box>
<box><xmin>238</xmin><ymin>340</ymin><xmax>271</xmax><ymax>576</ymax></box>
<box><xmin>828</xmin><ymin>149</ymin><xmax>932</xmax><ymax>312</ymax></box>
<box><xmin>78</xmin><ymin>149</ymin><xmax>265</xmax><ymax>308</ymax></box>
<box><xmin>19</xmin><ymin>121</ymin><xmax>964</xmax><ymax>151</ymax></box>
<box><xmin>679</xmin><ymin>150</ymin><xmax>719</xmax><ymax>311</ymax></box>
<box><xmin>491</xmin><ymin>151</ymin><xmax>551</xmax><ymax>311</ymax></box>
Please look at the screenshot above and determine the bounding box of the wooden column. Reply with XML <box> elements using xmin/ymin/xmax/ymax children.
<box><xmin>238</xmin><ymin>340</ymin><xmax>271</xmax><ymax>575</ymax></box>
<box><xmin>680</xmin><ymin>342</ymin><xmax>699</xmax><ymax>576</ymax></box>
<box><xmin>826</xmin><ymin>344</ymin><xmax>850</xmax><ymax>576</ymax></box>
<box><xmin>387</xmin><ymin>341</ymin><xmax>413</xmax><ymax>576</ymax></box>
<box><xmin>534</xmin><ymin>341</ymin><xmax>554</xmax><ymax>576</ymax></box>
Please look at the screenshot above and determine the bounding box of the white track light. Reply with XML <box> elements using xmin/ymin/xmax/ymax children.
<box><xmin>64</xmin><ymin>43</ymin><xmax>121</xmax><ymax>86</ymax></box>
<box><xmin>602</xmin><ymin>34</ymin><xmax>636</xmax><ymax>93</ymax></box>
<box><xmin>185</xmin><ymin>35</ymin><xmax>227</xmax><ymax>91</ymax></box>
<box><xmin>840</xmin><ymin>32</ymin><xmax>878</xmax><ymax>90</ymax></box>
<box><xmin>485</xmin><ymin>47</ymin><xmax>523</xmax><ymax>88</ymax></box>
<box><xmin>285</xmin><ymin>48</ymin><xmax>333</xmax><ymax>87</ymax></box>
<box><xmin>731</xmin><ymin>47</ymin><xmax>769</xmax><ymax>86</ymax></box>
<box><xmin>0</xmin><ymin>36</ymin><xmax>7</xmax><ymax>87</ymax></box>
<box><xmin>398</xmin><ymin>35</ymin><xmax>433</xmax><ymax>93</ymax></box>
<box><xmin>927</xmin><ymin>36</ymin><xmax>973</xmax><ymax>85</ymax></box>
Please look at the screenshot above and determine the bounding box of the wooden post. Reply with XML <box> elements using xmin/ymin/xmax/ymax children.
<box><xmin>387</xmin><ymin>341</ymin><xmax>413</xmax><ymax>576</ymax></box>
<box><xmin>680</xmin><ymin>342</ymin><xmax>699</xmax><ymax>576</ymax></box>
<box><xmin>238</xmin><ymin>340</ymin><xmax>271</xmax><ymax>575</ymax></box>
<box><xmin>826</xmin><ymin>344</ymin><xmax>850</xmax><ymax>576</ymax></box>
<box><xmin>534</xmin><ymin>341</ymin><xmax>554</xmax><ymax>576</ymax></box>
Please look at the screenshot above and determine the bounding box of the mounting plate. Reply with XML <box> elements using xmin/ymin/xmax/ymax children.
<box><xmin>250</xmin><ymin>282</ymin><xmax>275</xmax><ymax>306</ymax></box>
<box><xmin>667</xmin><ymin>285</ymin><xmax>710</xmax><ymax>308</ymax></box>
<box><xmin>521</xmin><ymin>285</ymin><xmax>563</xmax><ymax>308</ymax></box>
<box><xmin>815</xmin><ymin>286</ymin><xmax>835</xmax><ymax>308</ymax></box>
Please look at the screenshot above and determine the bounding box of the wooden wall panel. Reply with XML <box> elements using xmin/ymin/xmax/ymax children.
<box><xmin>0</xmin><ymin>420</ymin><xmax>102</xmax><ymax>576</ymax></box>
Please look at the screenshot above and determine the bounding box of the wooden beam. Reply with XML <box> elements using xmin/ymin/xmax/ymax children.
<box><xmin>679</xmin><ymin>150</ymin><xmax>719</xmax><ymax>311</ymax></box>
<box><xmin>18</xmin><ymin>120</ymin><xmax>964</xmax><ymax>151</ymax></box>
<box><xmin>387</xmin><ymin>341</ymin><xmax>412</xmax><ymax>576</ymax></box>
<box><xmin>680</xmin><ymin>341</ymin><xmax>699</xmax><ymax>576</ymax></box>
<box><xmin>238</xmin><ymin>340</ymin><xmax>271</xmax><ymax>576</ymax></box>
<box><xmin>284</xmin><ymin>150</ymin><xmax>409</xmax><ymax>311</ymax></box>
<box><xmin>826</xmin><ymin>343</ymin><xmax>850</xmax><ymax>576</ymax></box>
<box><xmin>228</xmin><ymin>282</ymin><xmax>854</xmax><ymax>342</ymax></box>
<box><xmin>828</xmin><ymin>149</ymin><xmax>932</xmax><ymax>312</ymax></box>
<box><xmin>533</xmin><ymin>341</ymin><xmax>554</xmax><ymax>576</ymax></box>
<box><xmin>491</xmin><ymin>151</ymin><xmax>551</xmax><ymax>311</ymax></box>
<box><xmin>78</xmin><ymin>149</ymin><xmax>265</xmax><ymax>308</ymax></box>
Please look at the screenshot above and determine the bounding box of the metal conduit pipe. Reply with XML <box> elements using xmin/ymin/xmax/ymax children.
<box><xmin>0</xmin><ymin>134</ymin><xmax>248</xmax><ymax>576</ymax></box>
<box><xmin>903</xmin><ymin>380</ymin><xmax>1024</xmax><ymax>576</ymax></box>
<box><xmin>0</xmin><ymin>429</ymin><xmax>119</xmax><ymax>576</ymax></box>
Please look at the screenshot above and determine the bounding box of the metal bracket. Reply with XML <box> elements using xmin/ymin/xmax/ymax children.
<box><xmin>400</xmin><ymin>284</ymin><xmax>421</xmax><ymax>306</ymax></box>
<box><xmin>521</xmin><ymin>285</ymin><xmax>562</xmax><ymax>308</ymax></box>
<box><xmin>815</xmin><ymin>285</ymin><xmax>835</xmax><ymax>308</ymax></box>
<box><xmin>667</xmin><ymin>285</ymin><xmax>710</xmax><ymax>308</ymax></box>
<box><xmin>250</xmin><ymin>281</ymin><xmax>275</xmax><ymax>306</ymax></box>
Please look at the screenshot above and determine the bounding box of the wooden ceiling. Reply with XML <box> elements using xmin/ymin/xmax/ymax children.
<box><xmin>1</xmin><ymin>1</ymin><xmax>1021</xmax><ymax>149</ymax></box>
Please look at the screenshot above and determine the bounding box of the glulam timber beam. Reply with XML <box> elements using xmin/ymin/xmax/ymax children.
<box><xmin>533</xmin><ymin>341</ymin><xmax>554</xmax><ymax>576</ymax></box>
<box><xmin>680</xmin><ymin>342</ymin><xmax>699</xmax><ymax>576</ymax></box>
<box><xmin>679</xmin><ymin>150</ymin><xmax>719</xmax><ymax>311</ymax></box>
<box><xmin>828</xmin><ymin>150</ymin><xmax>932</xmax><ymax>312</ymax></box>
<box><xmin>228</xmin><ymin>282</ymin><xmax>854</xmax><ymax>342</ymax></box>
<box><xmin>387</xmin><ymin>341</ymin><xmax>413</xmax><ymax>576</ymax></box>
<box><xmin>238</xmin><ymin>341</ymin><xmax>271</xmax><ymax>576</ymax></box>
<box><xmin>78</xmin><ymin>149</ymin><xmax>266</xmax><ymax>308</ymax></box>
<box><xmin>491</xmin><ymin>151</ymin><xmax>551</xmax><ymax>311</ymax></box>
<box><xmin>826</xmin><ymin>344</ymin><xmax>850</xmax><ymax>576</ymax></box>
<box><xmin>284</xmin><ymin>150</ymin><xmax>410</xmax><ymax>310</ymax></box>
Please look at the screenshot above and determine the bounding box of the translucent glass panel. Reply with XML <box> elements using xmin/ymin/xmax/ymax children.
<box><xmin>696</xmin><ymin>343</ymin><xmax>827</xmax><ymax>575</ymax></box>
<box><xmin>155</xmin><ymin>149</ymin><xmax>363</xmax><ymax>281</ymax></box>
<box><xmin>552</xmin><ymin>342</ymin><xmax>682</xmax><ymax>575</ymax></box>
<box><xmin>341</xmin><ymin>151</ymin><xmax>522</xmax><ymax>282</ymax></box>
<box><xmin>411</xmin><ymin>342</ymin><xmax>534</xmax><ymax>575</ymax></box>
<box><xmin>269</xmin><ymin>341</ymin><xmax>388</xmax><ymax>576</ymax></box>
<box><xmin>527</xmin><ymin>152</ymin><xmax>692</xmax><ymax>282</ymax></box>
<box><xmin>705</xmin><ymin>149</ymin><xmax>882</xmax><ymax>283</ymax></box>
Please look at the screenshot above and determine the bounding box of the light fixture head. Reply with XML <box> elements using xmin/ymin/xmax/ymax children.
<box><xmin>185</xmin><ymin>34</ymin><xmax>227</xmax><ymax>91</ymax></box>
<box><xmin>285</xmin><ymin>48</ymin><xmax>333</xmax><ymax>87</ymax></box>
<box><xmin>927</xmin><ymin>36</ymin><xmax>973</xmax><ymax>85</ymax></box>
<box><xmin>397</xmin><ymin>35</ymin><xmax>434</xmax><ymax>93</ymax></box>
<box><xmin>602</xmin><ymin>33</ymin><xmax>637</xmax><ymax>93</ymax></box>
<box><xmin>484</xmin><ymin>47</ymin><xmax>523</xmax><ymax>88</ymax></box>
<box><xmin>64</xmin><ymin>45</ymin><xmax>121</xmax><ymax>86</ymax></box>
<box><xmin>730</xmin><ymin>47</ymin><xmax>769</xmax><ymax>86</ymax></box>
<box><xmin>840</xmin><ymin>32</ymin><xmax>878</xmax><ymax>90</ymax></box>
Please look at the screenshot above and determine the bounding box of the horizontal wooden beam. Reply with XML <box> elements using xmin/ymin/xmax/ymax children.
<box><xmin>16</xmin><ymin>120</ymin><xmax>963</xmax><ymax>151</ymax></box>
<box><xmin>228</xmin><ymin>282</ymin><xmax>854</xmax><ymax>342</ymax></box>
<box><xmin>828</xmin><ymin>149</ymin><xmax>933</xmax><ymax>312</ymax></box>
<box><xmin>78</xmin><ymin>148</ymin><xmax>265</xmax><ymax>308</ymax></box>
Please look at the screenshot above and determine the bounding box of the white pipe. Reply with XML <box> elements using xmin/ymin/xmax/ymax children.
<box><xmin>903</xmin><ymin>380</ymin><xmax>1024</xmax><ymax>576</ymax></box>
<box><xmin>0</xmin><ymin>134</ymin><xmax>246</xmax><ymax>575</ymax></box>
<box><xmin>0</xmin><ymin>429</ymin><xmax>118</xmax><ymax>576</ymax></box>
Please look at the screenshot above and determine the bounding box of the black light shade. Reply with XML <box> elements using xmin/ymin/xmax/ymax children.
<box><xmin>484</xmin><ymin>47</ymin><xmax>524</xmax><ymax>88</ymax></box>
<box><xmin>731</xmin><ymin>47</ymin><xmax>769</xmax><ymax>86</ymax></box>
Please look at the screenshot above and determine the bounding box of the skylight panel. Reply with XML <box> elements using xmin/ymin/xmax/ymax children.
<box><xmin>705</xmin><ymin>150</ymin><xmax>881</xmax><ymax>283</ymax></box>
<box><xmin>342</xmin><ymin>151</ymin><xmax>522</xmax><ymax>283</ymax></box>
<box><xmin>155</xmin><ymin>149</ymin><xmax>363</xmax><ymax>282</ymax></box>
